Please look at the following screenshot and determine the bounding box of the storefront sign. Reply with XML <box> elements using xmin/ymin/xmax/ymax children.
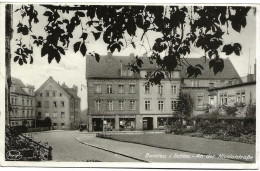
<box><xmin>119</xmin><ymin>115</ymin><xmax>136</xmax><ymax>118</ymax></box>
<box><xmin>92</xmin><ymin>115</ymin><xmax>115</xmax><ymax>118</ymax></box>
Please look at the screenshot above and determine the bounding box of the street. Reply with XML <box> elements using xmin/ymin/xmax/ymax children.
<box><xmin>32</xmin><ymin>130</ymin><xmax>240</xmax><ymax>163</ymax></box>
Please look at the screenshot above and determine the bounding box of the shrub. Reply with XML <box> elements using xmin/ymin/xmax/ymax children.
<box><xmin>225</xmin><ymin>106</ymin><xmax>237</xmax><ymax>116</ymax></box>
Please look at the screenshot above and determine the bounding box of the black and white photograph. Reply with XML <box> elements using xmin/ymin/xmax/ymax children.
<box><xmin>1</xmin><ymin>2</ymin><xmax>259</xmax><ymax>169</ymax></box>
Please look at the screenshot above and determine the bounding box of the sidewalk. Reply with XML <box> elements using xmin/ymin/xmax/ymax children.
<box><xmin>105</xmin><ymin>134</ymin><xmax>255</xmax><ymax>163</ymax></box>
<box><xmin>76</xmin><ymin>135</ymin><xmax>241</xmax><ymax>163</ymax></box>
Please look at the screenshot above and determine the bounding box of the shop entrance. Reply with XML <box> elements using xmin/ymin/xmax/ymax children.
<box><xmin>92</xmin><ymin>118</ymin><xmax>103</xmax><ymax>131</ymax></box>
<box><xmin>143</xmin><ymin>117</ymin><xmax>153</xmax><ymax>130</ymax></box>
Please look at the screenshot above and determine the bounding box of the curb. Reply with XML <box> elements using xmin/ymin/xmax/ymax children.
<box><xmin>75</xmin><ymin>138</ymin><xmax>149</xmax><ymax>163</ymax></box>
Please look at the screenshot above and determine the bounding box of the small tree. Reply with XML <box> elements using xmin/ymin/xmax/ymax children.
<box><xmin>246</xmin><ymin>92</ymin><xmax>256</xmax><ymax>118</ymax></box>
<box><xmin>174</xmin><ymin>92</ymin><xmax>194</xmax><ymax>125</ymax></box>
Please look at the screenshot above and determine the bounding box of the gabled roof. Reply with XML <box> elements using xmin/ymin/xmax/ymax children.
<box><xmin>11</xmin><ymin>77</ymin><xmax>29</xmax><ymax>96</ymax></box>
<box><xmin>35</xmin><ymin>77</ymin><xmax>80</xmax><ymax>100</ymax></box>
<box><xmin>86</xmin><ymin>54</ymin><xmax>240</xmax><ymax>80</ymax></box>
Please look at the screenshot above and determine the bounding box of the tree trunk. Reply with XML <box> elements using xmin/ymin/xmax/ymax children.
<box><xmin>5</xmin><ymin>4</ymin><xmax>13</xmax><ymax>126</ymax></box>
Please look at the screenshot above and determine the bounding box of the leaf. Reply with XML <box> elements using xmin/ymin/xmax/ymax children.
<box><xmin>73</xmin><ymin>42</ymin><xmax>81</xmax><ymax>53</ymax></box>
<box><xmin>43</xmin><ymin>11</ymin><xmax>53</xmax><ymax>16</ymax></box>
<box><xmin>131</xmin><ymin>42</ymin><xmax>136</xmax><ymax>49</ymax></box>
<box><xmin>30</xmin><ymin>56</ymin><xmax>33</xmax><ymax>64</ymax></box>
<box><xmin>126</xmin><ymin>17</ymin><xmax>136</xmax><ymax>36</ymax></box>
<box><xmin>80</xmin><ymin>33</ymin><xmax>88</xmax><ymax>40</ymax></box>
<box><xmin>14</xmin><ymin>56</ymin><xmax>19</xmax><ymax>62</ymax></box>
<box><xmin>233</xmin><ymin>43</ymin><xmax>242</xmax><ymax>56</ymax></box>
<box><xmin>18</xmin><ymin>58</ymin><xmax>23</xmax><ymax>65</ymax></box>
<box><xmin>94</xmin><ymin>53</ymin><xmax>100</xmax><ymax>62</ymax></box>
<box><xmin>195</xmin><ymin>64</ymin><xmax>204</xmax><ymax>70</ymax></box>
<box><xmin>93</xmin><ymin>32</ymin><xmax>101</xmax><ymax>40</ymax></box>
<box><xmin>136</xmin><ymin>58</ymin><xmax>143</xmax><ymax>68</ymax></box>
<box><xmin>31</xmin><ymin>35</ymin><xmax>37</xmax><ymax>39</ymax></box>
<box><xmin>222</xmin><ymin>44</ymin><xmax>233</xmax><ymax>55</ymax></box>
<box><xmin>57</xmin><ymin>46</ymin><xmax>65</xmax><ymax>55</ymax></box>
<box><xmin>80</xmin><ymin>43</ymin><xmax>87</xmax><ymax>56</ymax></box>
<box><xmin>209</xmin><ymin>59</ymin><xmax>215</xmax><ymax>69</ymax></box>
<box><xmin>41</xmin><ymin>44</ymin><xmax>49</xmax><ymax>57</ymax></box>
<box><xmin>75</xmin><ymin>11</ymin><xmax>85</xmax><ymax>17</ymax></box>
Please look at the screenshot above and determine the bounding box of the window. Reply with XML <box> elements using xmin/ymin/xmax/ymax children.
<box><xmin>192</xmin><ymin>80</ymin><xmax>199</xmax><ymax>87</ymax></box>
<box><xmin>53</xmin><ymin>123</ymin><xmax>57</xmax><ymax>126</ymax></box>
<box><xmin>31</xmin><ymin>100</ymin><xmax>33</xmax><ymax>106</ymax></box>
<box><xmin>38</xmin><ymin>112</ymin><xmax>41</xmax><ymax>117</ymax></box>
<box><xmin>130</xmin><ymin>100</ymin><xmax>136</xmax><ymax>110</ymax></box>
<box><xmin>39</xmin><ymin>93</ymin><xmax>43</xmax><ymax>97</ymax></box>
<box><xmin>22</xmin><ymin>110</ymin><xmax>25</xmax><ymax>117</ymax></box>
<box><xmin>118</xmin><ymin>100</ymin><xmax>124</xmax><ymax>110</ymax></box>
<box><xmin>128</xmin><ymin>70</ymin><xmax>134</xmax><ymax>76</ymax></box>
<box><xmin>236</xmin><ymin>93</ymin><xmax>241</xmax><ymax>103</ymax></box>
<box><xmin>31</xmin><ymin>111</ymin><xmax>35</xmax><ymax>117</ymax></box>
<box><xmin>241</xmin><ymin>92</ymin><xmax>246</xmax><ymax>103</ymax></box>
<box><xmin>61</xmin><ymin>123</ymin><xmax>65</xmax><ymax>126</ymax></box>
<box><xmin>220</xmin><ymin>94</ymin><xmax>227</xmax><ymax>105</ymax></box>
<box><xmin>27</xmin><ymin>110</ymin><xmax>30</xmax><ymax>117</ymax></box>
<box><xmin>11</xmin><ymin>98</ymin><xmax>14</xmax><ymax>105</ymax></box>
<box><xmin>53</xmin><ymin>112</ymin><xmax>57</xmax><ymax>118</ymax></box>
<box><xmin>118</xmin><ymin>85</ymin><xmax>125</xmax><ymax>93</ymax></box>
<box><xmin>95</xmin><ymin>100</ymin><xmax>101</xmax><ymax>110</ymax></box>
<box><xmin>129</xmin><ymin>85</ymin><xmax>135</xmax><ymax>93</ymax></box>
<box><xmin>107</xmin><ymin>100</ymin><xmax>113</xmax><ymax>110</ymax></box>
<box><xmin>145</xmin><ymin>84</ymin><xmax>150</xmax><ymax>94</ymax></box>
<box><xmin>53</xmin><ymin>101</ymin><xmax>57</xmax><ymax>107</ymax></box>
<box><xmin>15</xmin><ymin>98</ymin><xmax>17</xmax><ymax>105</ymax></box>
<box><xmin>61</xmin><ymin>112</ymin><xmax>65</xmax><ymax>118</ymax></box>
<box><xmin>158</xmin><ymin>85</ymin><xmax>163</xmax><ymax>95</ymax></box>
<box><xmin>37</xmin><ymin>101</ymin><xmax>41</xmax><ymax>107</ymax></box>
<box><xmin>60</xmin><ymin>93</ymin><xmax>62</xmax><ymax>97</ymax></box>
<box><xmin>95</xmin><ymin>84</ymin><xmax>102</xmax><ymax>93</ymax></box>
<box><xmin>22</xmin><ymin>98</ymin><xmax>24</xmax><ymax>106</ymax></box>
<box><xmin>107</xmin><ymin>85</ymin><xmax>113</xmax><ymax>94</ymax></box>
<box><xmin>61</xmin><ymin>101</ymin><xmax>65</xmax><ymax>107</ymax></box>
<box><xmin>46</xmin><ymin>91</ymin><xmax>49</xmax><ymax>97</ymax></box>
<box><xmin>45</xmin><ymin>113</ymin><xmax>49</xmax><ymax>117</ymax></box>
<box><xmin>171</xmin><ymin>101</ymin><xmax>175</xmax><ymax>110</ymax></box>
<box><xmin>158</xmin><ymin>101</ymin><xmax>164</xmax><ymax>111</ymax></box>
<box><xmin>27</xmin><ymin>99</ymin><xmax>29</xmax><ymax>106</ymax></box>
<box><xmin>45</xmin><ymin>101</ymin><xmax>49</xmax><ymax>108</ymax></box>
<box><xmin>171</xmin><ymin>85</ymin><xmax>177</xmax><ymax>94</ymax></box>
<box><xmin>145</xmin><ymin>101</ymin><xmax>151</xmax><ymax>111</ymax></box>
<box><xmin>53</xmin><ymin>91</ymin><xmax>56</xmax><ymax>97</ymax></box>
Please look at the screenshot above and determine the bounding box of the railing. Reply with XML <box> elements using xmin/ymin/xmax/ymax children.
<box><xmin>19</xmin><ymin>134</ymin><xmax>53</xmax><ymax>160</ymax></box>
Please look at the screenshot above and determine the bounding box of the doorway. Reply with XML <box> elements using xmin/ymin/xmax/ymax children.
<box><xmin>143</xmin><ymin>117</ymin><xmax>153</xmax><ymax>130</ymax></box>
<box><xmin>92</xmin><ymin>118</ymin><xmax>103</xmax><ymax>131</ymax></box>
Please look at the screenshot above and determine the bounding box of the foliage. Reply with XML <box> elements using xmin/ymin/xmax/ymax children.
<box><xmin>234</xmin><ymin>102</ymin><xmax>246</xmax><ymax>107</ymax></box>
<box><xmin>12</xmin><ymin>5</ymin><xmax>253</xmax><ymax>85</ymax></box>
<box><xmin>175</xmin><ymin>92</ymin><xmax>194</xmax><ymax>117</ymax></box>
<box><xmin>246</xmin><ymin>92</ymin><xmax>256</xmax><ymax>118</ymax></box>
<box><xmin>225</xmin><ymin>106</ymin><xmax>237</xmax><ymax>116</ymax></box>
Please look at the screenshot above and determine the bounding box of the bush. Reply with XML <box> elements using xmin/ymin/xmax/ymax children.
<box><xmin>225</xmin><ymin>106</ymin><xmax>237</xmax><ymax>116</ymax></box>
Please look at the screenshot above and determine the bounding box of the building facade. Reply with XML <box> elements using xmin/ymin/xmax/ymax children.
<box><xmin>180</xmin><ymin>58</ymin><xmax>241</xmax><ymax>116</ymax></box>
<box><xmin>208</xmin><ymin>81</ymin><xmax>256</xmax><ymax>117</ymax></box>
<box><xmin>87</xmin><ymin>53</ymin><xmax>140</xmax><ymax>131</ymax></box>
<box><xmin>9</xmin><ymin>78</ymin><xmax>36</xmax><ymax>127</ymax></box>
<box><xmin>35</xmin><ymin>77</ymin><xmax>81</xmax><ymax>130</ymax></box>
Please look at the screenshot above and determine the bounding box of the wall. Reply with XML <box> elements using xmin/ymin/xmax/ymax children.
<box><xmin>36</xmin><ymin>81</ymin><xmax>71</xmax><ymax>130</ymax></box>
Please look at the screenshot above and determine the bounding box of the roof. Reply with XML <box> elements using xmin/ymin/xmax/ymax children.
<box><xmin>86</xmin><ymin>54</ymin><xmax>240</xmax><ymax>80</ymax></box>
<box><xmin>11</xmin><ymin>77</ymin><xmax>29</xmax><ymax>96</ymax></box>
<box><xmin>208</xmin><ymin>81</ymin><xmax>256</xmax><ymax>91</ymax></box>
<box><xmin>35</xmin><ymin>77</ymin><xmax>80</xmax><ymax>100</ymax></box>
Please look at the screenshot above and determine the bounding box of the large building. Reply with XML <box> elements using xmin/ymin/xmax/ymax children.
<box><xmin>35</xmin><ymin>77</ymin><xmax>81</xmax><ymax>130</ymax></box>
<box><xmin>180</xmin><ymin>58</ymin><xmax>242</xmax><ymax>116</ymax></box>
<box><xmin>86</xmin><ymin>53</ymin><xmax>181</xmax><ymax>131</ymax></box>
<box><xmin>86</xmin><ymin>53</ymin><xmax>140</xmax><ymax>131</ymax></box>
<box><xmin>9</xmin><ymin>78</ymin><xmax>36</xmax><ymax>127</ymax></box>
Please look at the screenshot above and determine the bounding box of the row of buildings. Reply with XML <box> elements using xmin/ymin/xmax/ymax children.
<box><xmin>86</xmin><ymin>52</ymin><xmax>256</xmax><ymax>131</ymax></box>
<box><xmin>7</xmin><ymin>77</ymin><xmax>81</xmax><ymax>130</ymax></box>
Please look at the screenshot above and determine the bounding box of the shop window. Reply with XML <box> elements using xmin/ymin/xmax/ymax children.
<box><xmin>158</xmin><ymin>118</ymin><xmax>168</xmax><ymax>127</ymax></box>
<box><xmin>104</xmin><ymin>118</ymin><xmax>115</xmax><ymax>131</ymax></box>
<box><xmin>119</xmin><ymin>118</ymin><xmax>135</xmax><ymax>130</ymax></box>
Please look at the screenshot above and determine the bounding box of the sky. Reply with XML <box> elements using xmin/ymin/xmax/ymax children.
<box><xmin>10</xmin><ymin>5</ymin><xmax>256</xmax><ymax>110</ymax></box>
